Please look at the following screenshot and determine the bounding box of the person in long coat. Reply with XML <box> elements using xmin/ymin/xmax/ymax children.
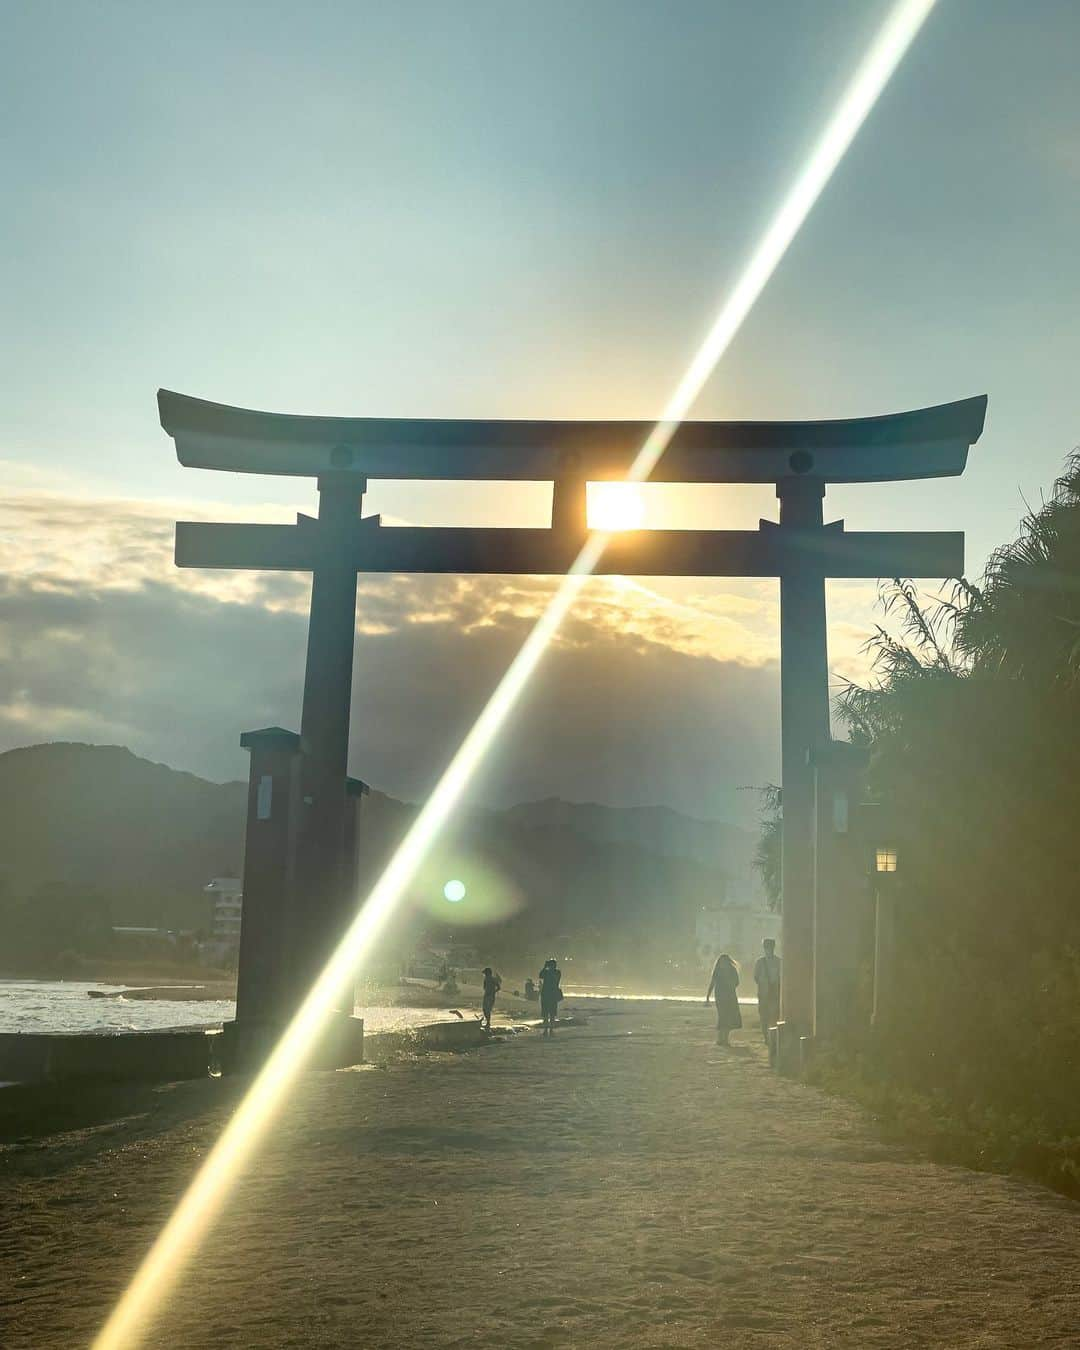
<box><xmin>705</xmin><ymin>953</ymin><xmax>742</xmax><ymax>1045</ymax></box>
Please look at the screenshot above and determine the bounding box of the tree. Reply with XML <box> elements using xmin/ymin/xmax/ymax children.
<box><xmin>831</xmin><ymin>452</ymin><xmax>1080</xmax><ymax>1127</ymax></box>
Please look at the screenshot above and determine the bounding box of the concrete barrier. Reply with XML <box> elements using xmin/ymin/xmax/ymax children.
<box><xmin>0</xmin><ymin>1028</ymin><xmax>219</xmax><ymax>1085</ymax></box>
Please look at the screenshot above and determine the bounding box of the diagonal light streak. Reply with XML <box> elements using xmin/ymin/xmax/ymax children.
<box><xmin>93</xmin><ymin>3</ymin><xmax>937</xmax><ymax>1344</ymax></box>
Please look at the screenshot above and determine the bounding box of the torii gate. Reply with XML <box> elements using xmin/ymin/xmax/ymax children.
<box><xmin>160</xmin><ymin>389</ymin><xmax>985</xmax><ymax>1049</ymax></box>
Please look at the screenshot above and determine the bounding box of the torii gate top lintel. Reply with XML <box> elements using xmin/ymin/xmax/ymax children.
<box><xmin>158</xmin><ymin>389</ymin><xmax>986</xmax><ymax>486</ymax></box>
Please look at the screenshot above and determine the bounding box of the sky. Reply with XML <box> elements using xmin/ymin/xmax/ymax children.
<box><xmin>1</xmin><ymin>1</ymin><xmax>1078</xmax><ymax>820</ymax></box>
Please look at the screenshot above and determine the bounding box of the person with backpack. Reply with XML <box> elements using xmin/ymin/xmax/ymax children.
<box><xmin>538</xmin><ymin>958</ymin><xmax>562</xmax><ymax>1037</ymax></box>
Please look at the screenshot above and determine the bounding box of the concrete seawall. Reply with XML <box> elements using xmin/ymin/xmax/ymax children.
<box><xmin>0</xmin><ymin>1028</ymin><xmax>221</xmax><ymax>1085</ymax></box>
<box><xmin>0</xmin><ymin>1016</ymin><xmax>487</xmax><ymax>1085</ymax></box>
<box><xmin>0</xmin><ymin>1013</ymin><xmax>551</xmax><ymax>1086</ymax></box>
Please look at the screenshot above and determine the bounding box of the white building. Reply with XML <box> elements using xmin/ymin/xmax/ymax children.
<box><xmin>204</xmin><ymin>877</ymin><xmax>243</xmax><ymax>946</ymax></box>
<box><xmin>695</xmin><ymin>904</ymin><xmax>780</xmax><ymax>973</ymax></box>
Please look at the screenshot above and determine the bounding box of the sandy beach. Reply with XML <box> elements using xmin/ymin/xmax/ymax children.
<box><xmin>3</xmin><ymin>1000</ymin><xmax>1080</xmax><ymax>1348</ymax></box>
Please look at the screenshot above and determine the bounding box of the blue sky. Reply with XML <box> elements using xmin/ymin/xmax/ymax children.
<box><xmin>1</xmin><ymin>1</ymin><xmax>1078</xmax><ymax>811</ymax></box>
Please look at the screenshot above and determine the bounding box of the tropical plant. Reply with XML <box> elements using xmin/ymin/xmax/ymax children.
<box><xmin>829</xmin><ymin>451</ymin><xmax>1080</xmax><ymax>1137</ymax></box>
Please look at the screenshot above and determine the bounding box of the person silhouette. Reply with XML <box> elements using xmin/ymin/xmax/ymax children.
<box><xmin>705</xmin><ymin>953</ymin><xmax>742</xmax><ymax>1046</ymax></box>
<box><xmin>538</xmin><ymin>958</ymin><xmax>562</xmax><ymax>1037</ymax></box>
<box><xmin>753</xmin><ymin>938</ymin><xmax>781</xmax><ymax>1045</ymax></box>
<box><xmin>481</xmin><ymin>966</ymin><xmax>501</xmax><ymax>1031</ymax></box>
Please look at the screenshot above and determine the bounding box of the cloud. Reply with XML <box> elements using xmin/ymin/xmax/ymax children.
<box><xmin>0</xmin><ymin>489</ymin><xmax>902</xmax><ymax>817</ymax></box>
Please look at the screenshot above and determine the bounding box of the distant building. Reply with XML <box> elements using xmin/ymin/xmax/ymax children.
<box><xmin>695</xmin><ymin>904</ymin><xmax>779</xmax><ymax>972</ymax></box>
<box><xmin>204</xmin><ymin>877</ymin><xmax>243</xmax><ymax>947</ymax></box>
<box><xmin>110</xmin><ymin>925</ymin><xmax>177</xmax><ymax>954</ymax></box>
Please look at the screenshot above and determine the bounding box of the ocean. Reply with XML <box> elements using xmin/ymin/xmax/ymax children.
<box><xmin>0</xmin><ymin>980</ymin><xmax>482</xmax><ymax>1036</ymax></box>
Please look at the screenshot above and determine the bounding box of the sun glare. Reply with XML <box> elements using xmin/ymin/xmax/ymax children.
<box><xmin>588</xmin><ymin>482</ymin><xmax>647</xmax><ymax>532</ymax></box>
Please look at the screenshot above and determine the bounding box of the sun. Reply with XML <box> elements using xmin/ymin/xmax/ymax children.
<box><xmin>587</xmin><ymin>482</ymin><xmax>646</xmax><ymax>532</ymax></box>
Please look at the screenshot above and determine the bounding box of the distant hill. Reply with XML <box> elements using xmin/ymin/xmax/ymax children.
<box><xmin>352</xmin><ymin>790</ymin><xmax>753</xmax><ymax>950</ymax></box>
<box><xmin>0</xmin><ymin>743</ymin><xmax>246</xmax><ymax>897</ymax></box>
<box><xmin>0</xmin><ymin>744</ymin><xmax>761</xmax><ymax>952</ymax></box>
<box><xmin>502</xmin><ymin>796</ymin><xmax>759</xmax><ymax>894</ymax></box>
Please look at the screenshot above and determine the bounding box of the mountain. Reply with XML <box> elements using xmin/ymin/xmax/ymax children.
<box><xmin>0</xmin><ymin>744</ymin><xmax>761</xmax><ymax>956</ymax></box>
<box><xmin>350</xmin><ymin>789</ymin><xmax>752</xmax><ymax>953</ymax></box>
<box><xmin>502</xmin><ymin>796</ymin><xmax>759</xmax><ymax>894</ymax></box>
<box><xmin>0</xmin><ymin>743</ymin><xmax>246</xmax><ymax>898</ymax></box>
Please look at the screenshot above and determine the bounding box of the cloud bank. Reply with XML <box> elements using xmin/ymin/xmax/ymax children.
<box><xmin>0</xmin><ymin>485</ymin><xmax>897</xmax><ymax>820</ymax></box>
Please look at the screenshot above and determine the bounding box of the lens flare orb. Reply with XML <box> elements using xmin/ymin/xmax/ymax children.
<box><xmin>443</xmin><ymin>879</ymin><xmax>467</xmax><ymax>902</ymax></box>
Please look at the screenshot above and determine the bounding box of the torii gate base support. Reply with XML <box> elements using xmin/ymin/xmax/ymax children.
<box><xmin>811</xmin><ymin>739</ymin><xmax>872</xmax><ymax>1045</ymax></box>
<box><xmin>220</xmin><ymin>726</ymin><xmax>366</xmax><ymax>1074</ymax></box>
<box><xmin>773</xmin><ymin>740</ymin><xmax>873</xmax><ymax>1073</ymax></box>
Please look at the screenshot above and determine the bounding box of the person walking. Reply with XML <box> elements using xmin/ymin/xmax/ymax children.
<box><xmin>480</xmin><ymin>966</ymin><xmax>501</xmax><ymax>1031</ymax></box>
<box><xmin>538</xmin><ymin>958</ymin><xmax>562</xmax><ymax>1037</ymax></box>
<box><xmin>753</xmin><ymin>938</ymin><xmax>781</xmax><ymax>1045</ymax></box>
<box><xmin>705</xmin><ymin>953</ymin><xmax>742</xmax><ymax>1046</ymax></box>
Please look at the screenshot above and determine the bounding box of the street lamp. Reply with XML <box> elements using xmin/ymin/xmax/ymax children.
<box><xmin>869</xmin><ymin>835</ymin><xmax>900</xmax><ymax>1031</ymax></box>
<box><xmin>855</xmin><ymin>803</ymin><xmax>902</xmax><ymax>1032</ymax></box>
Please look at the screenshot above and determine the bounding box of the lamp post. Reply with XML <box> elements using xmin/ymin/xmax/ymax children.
<box><xmin>871</xmin><ymin>836</ymin><xmax>900</xmax><ymax>1031</ymax></box>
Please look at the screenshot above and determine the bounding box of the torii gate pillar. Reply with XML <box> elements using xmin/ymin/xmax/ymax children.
<box><xmin>293</xmin><ymin>474</ymin><xmax>364</xmax><ymax>1005</ymax></box>
<box><xmin>776</xmin><ymin>476</ymin><xmax>830</xmax><ymax>1034</ymax></box>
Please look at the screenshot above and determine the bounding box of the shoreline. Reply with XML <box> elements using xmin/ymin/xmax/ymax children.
<box><xmin>0</xmin><ymin>975</ymin><xmax>544</xmax><ymax>1088</ymax></box>
<box><xmin>0</xmin><ymin>1002</ymin><xmax>561</xmax><ymax>1134</ymax></box>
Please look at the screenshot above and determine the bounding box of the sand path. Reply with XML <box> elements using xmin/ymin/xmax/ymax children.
<box><xmin>3</xmin><ymin>1001</ymin><xmax>1080</xmax><ymax>1347</ymax></box>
